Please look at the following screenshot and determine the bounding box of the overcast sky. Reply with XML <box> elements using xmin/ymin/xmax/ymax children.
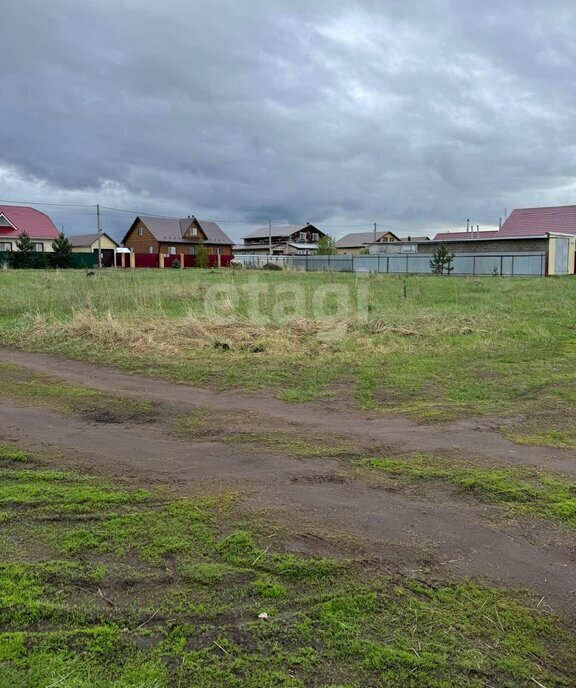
<box><xmin>1</xmin><ymin>0</ymin><xmax>575</xmax><ymax>241</ymax></box>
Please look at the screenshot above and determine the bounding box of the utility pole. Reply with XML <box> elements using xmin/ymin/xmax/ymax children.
<box><xmin>268</xmin><ymin>219</ymin><xmax>272</xmax><ymax>255</ymax></box>
<box><xmin>96</xmin><ymin>204</ymin><xmax>102</xmax><ymax>269</ymax></box>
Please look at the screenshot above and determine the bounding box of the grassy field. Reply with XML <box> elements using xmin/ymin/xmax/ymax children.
<box><xmin>1</xmin><ymin>443</ymin><xmax>575</xmax><ymax>688</ymax></box>
<box><xmin>1</xmin><ymin>269</ymin><xmax>575</xmax><ymax>437</ymax></box>
<box><xmin>2</xmin><ymin>270</ymin><xmax>576</xmax><ymax>685</ymax></box>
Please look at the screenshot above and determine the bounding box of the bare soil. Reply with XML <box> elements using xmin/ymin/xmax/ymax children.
<box><xmin>1</xmin><ymin>347</ymin><xmax>575</xmax><ymax>617</ymax></box>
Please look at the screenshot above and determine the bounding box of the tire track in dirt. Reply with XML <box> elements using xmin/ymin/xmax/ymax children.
<box><xmin>0</xmin><ymin>386</ymin><xmax>575</xmax><ymax>616</ymax></box>
<box><xmin>2</xmin><ymin>346</ymin><xmax>576</xmax><ymax>475</ymax></box>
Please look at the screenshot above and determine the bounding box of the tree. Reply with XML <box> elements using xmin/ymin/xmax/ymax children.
<box><xmin>429</xmin><ymin>242</ymin><xmax>455</xmax><ymax>275</ymax></box>
<box><xmin>49</xmin><ymin>233</ymin><xmax>73</xmax><ymax>268</ymax></box>
<box><xmin>316</xmin><ymin>235</ymin><xmax>337</xmax><ymax>255</ymax></box>
<box><xmin>12</xmin><ymin>232</ymin><xmax>35</xmax><ymax>269</ymax></box>
<box><xmin>195</xmin><ymin>240</ymin><xmax>209</xmax><ymax>269</ymax></box>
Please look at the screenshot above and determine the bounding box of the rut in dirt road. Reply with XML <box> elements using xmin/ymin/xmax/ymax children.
<box><xmin>0</xmin><ymin>347</ymin><xmax>575</xmax><ymax>618</ymax></box>
<box><xmin>2</xmin><ymin>346</ymin><xmax>576</xmax><ymax>475</ymax></box>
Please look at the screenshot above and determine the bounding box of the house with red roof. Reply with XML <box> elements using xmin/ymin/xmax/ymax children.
<box><xmin>0</xmin><ymin>205</ymin><xmax>61</xmax><ymax>253</ymax></box>
<box><xmin>368</xmin><ymin>204</ymin><xmax>576</xmax><ymax>276</ymax></box>
<box><xmin>499</xmin><ymin>205</ymin><xmax>576</xmax><ymax>238</ymax></box>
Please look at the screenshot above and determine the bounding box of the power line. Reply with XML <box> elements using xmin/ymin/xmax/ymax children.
<box><xmin>0</xmin><ymin>198</ymin><xmax>95</xmax><ymax>209</ymax></box>
<box><xmin>0</xmin><ymin>198</ymin><xmax>403</xmax><ymax>233</ymax></box>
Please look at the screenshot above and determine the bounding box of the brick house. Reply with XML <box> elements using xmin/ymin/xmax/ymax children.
<box><xmin>122</xmin><ymin>216</ymin><xmax>233</xmax><ymax>256</ymax></box>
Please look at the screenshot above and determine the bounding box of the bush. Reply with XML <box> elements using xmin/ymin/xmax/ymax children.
<box><xmin>171</xmin><ymin>259</ymin><xmax>181</xmax><ymax>269</ymax></box>
<box><xmin>262</xmin><ymin>262</ymin><xmax>282</xmax><ymax>271</ymax></box>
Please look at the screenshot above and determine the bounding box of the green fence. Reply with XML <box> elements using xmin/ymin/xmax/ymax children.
<box><xmin>0</xmin><ymin>252</ymin><xmax>96</xmax><ymax>269</ymax></box>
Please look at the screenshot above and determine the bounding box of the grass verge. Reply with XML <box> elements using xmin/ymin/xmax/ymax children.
<box><xmin>1</xmin><ymin>271</ymin><xmax>576</xmax><ymax>438</ymax></box>
<box><xmin>0</xmin><ymin>446</ymin><xmax>575</xmax><ymax>687</ymax></box>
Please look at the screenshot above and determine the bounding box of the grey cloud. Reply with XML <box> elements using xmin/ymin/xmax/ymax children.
<box><xmin>1</xmin><ymin>0</ymin><xmax>576</xmax><ymax>240</ymax></box>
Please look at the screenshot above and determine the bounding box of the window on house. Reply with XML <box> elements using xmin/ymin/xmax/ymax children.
<box><xmin>191</xmin><ymin>226</ymin><xmax>198</xmax><ymax>236</ymax></box>
<box><xmin>147</xmin><ymin>246</ymin><xmax>154</xmax><ymax>254</ymax></box>
<box><xmin>138</xmin><ymin>227</ymin><xmax>144</xmax><ymax>236</ymax></box>
<box><xmin>169</xmin><ymin>246</ymin><xmax>176</xmax><ymax>255</ymax></box>
<box><xmin>312</xmin><ymin>233</ymin><xmax>319</xmax><ymax>241</ymax></box>
<box><xmin>0</xmin><ymin>242</ymin><xmax>12</xmax><ymax>251</ymax></box>
<box><xmin>215</xmin><ymin>247</ymin><xmax>223</xmax><ymax>255</ymax></box>
<box><xmin>33</xmin><ymin>243</ymin><xmax>44</xmax><ymax>252</ymax></box>
<box><xmin>188</xmin><ymin>246</ymin><xmax>195</xmax><ymax>255</ymax></box>
<box><xmin>299</xmin><ymin>232</ymin><xmax>307</xmax><ymax>241</ymax></box>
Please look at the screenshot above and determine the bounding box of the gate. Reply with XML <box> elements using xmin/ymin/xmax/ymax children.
<box><xmin>554</xmin><ymin>238</ymin><xmax>570</xmax><ymax>275</ymax></box>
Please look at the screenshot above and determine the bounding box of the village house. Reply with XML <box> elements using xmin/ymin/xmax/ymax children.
<box><xmin>234</xmin><ymin>223</ymin><xmax>325</xmax><ymax>255</ymax></box>
<box><xmin>0</xmin><ymin>205</ymin><xmax>60</xmax><ymax>252</ymax></box>
<box><xmin>367</xmin><ymin>204</ymin><xmax>576</xmax><ymax>275</ymax></box>
<box><xmin>122</xmin><ymin>216</ymin><xmax>233</xmax><ymax>256</ymax></box>
<box><xmin>69</xmin><ymin>232</ymin><xmax>120</xmax><ymax>268</ymax></box>
<box><xmin>335</xmin><ymin>230</ymin><xmax>400</xmax><ymax>254</ymax></box>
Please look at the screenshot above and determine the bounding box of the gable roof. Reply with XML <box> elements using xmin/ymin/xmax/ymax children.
<box><xmin>196</xmin><ymin>220</ymin><xmax>234</xmax><ymax>245</ymax></box>
<box><xmin>124</xmin><ymin>216</ymin><xmax>233</xmax><ymax>245</ymax></box>
<box><xmin>336</xmin><ymin>231</ymin><xmax>387</xmax><ymax>248</ymax></box>
<box><xmin>243</xmin><ymin>224</ymin><xmax>321</xmax><ymax>240</ymax></box>
<box><xmin>0</xmin><ymin>205</ymin><xmax>60</xmax><ymax>239</ymax></box>
<box><xmin>69</xmin><ymin>232</ymin><xmax>119</xmax><ymax>248</ymax></box>
<box><xmin>499</xmin><ymin>205</ymin><xmax>576</xmax><ymax>237</ymax></box>
<box><xmin>336</xmin><ymin>230</ymin><xmax>400</xmax><ymax>248</ymax></box>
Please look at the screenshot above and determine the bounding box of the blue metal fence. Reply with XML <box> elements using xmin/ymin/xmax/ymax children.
<box><xmin>234</xmin><ymin>252</ymin><xmax>547</xmax><ymax>276</ymax></box>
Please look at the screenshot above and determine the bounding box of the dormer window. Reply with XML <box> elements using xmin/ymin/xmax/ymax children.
<box><xmin>0</xmin><ymin>215</ymin><xmax>13</xmax><ymax>227</ymax></box>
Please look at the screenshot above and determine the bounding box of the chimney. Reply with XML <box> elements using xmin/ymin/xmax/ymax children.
<box><xmin>466</xmin><ymin>218</ymin><xmax>470</xmax><ymax>233</ymax></box>
<box><xmin>499</xmin><ymin>217</ymin><xmax>502</xmax><ymax>229</ymax></box>
<box><xmin>477</xmin><ymin>224</ymin><xmax>480</xmax><ymax>239</ymax></box>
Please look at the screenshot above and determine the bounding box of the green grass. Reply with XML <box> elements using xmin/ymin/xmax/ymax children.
<box><xmin>360</xmin><ymin>453</ymin><xmax>576</xmax><ymax>526</ymax></box>
<box><xmin>1</xmin><ymin>448</ymin><xmax>574</xmax><ymax>686</ymax></box>
<box><xmin>0</xmin><ymin>443</ymin><xmax>29</xmax><ymax>462</ymax></box>
<box><xmin>1</xmin><ymin>270</ymin><xmax>575</xmax><ymax>438</ymax></box>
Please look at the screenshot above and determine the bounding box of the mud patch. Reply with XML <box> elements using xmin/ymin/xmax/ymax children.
<box><xmin>79</xmin><ymin>406</ymin><xmax>157</xmax><ymax>425</ymax></box>
<box><xmin>291</xmin><ymin>473</ymin><xmax>348</xmax><ymax>485</ymax></box>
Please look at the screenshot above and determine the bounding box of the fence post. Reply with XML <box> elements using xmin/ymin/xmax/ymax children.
<box><xmin>217</xmin><ymin>253</ymin><xmax>221</xmax><ymax>268</ymax></box>
<box><xmin>159</xmin><ymin>253</ymin><xmax>165</xmax><ymax>269</ymax></box>
<box><xmin>472</xmin><ymin>256</ymin><xmax>476</xmax><ymax>276</ymax></box>
<box><xmin>180</xmin><ymin>253</ymin><xmax>185</xmax><ymax>269</ymax></box>
<box><xmin>500</xmin><ymin>255</ymin><xmax>503</xmax><ymax>276</ymax></box>
<box><xmin>387</xmin><ymin>256</ymin><xmax>390</xmax><ymax>274</ymax></box>
<box><xmin>129</xmin><ymin>252</ymin><xmax>136</xmax><ymax>269</ymax></box>
<box><xmin>511</xmin><ymin>255</ymin><xmax>515</xmax><ymax>276</ymax></box>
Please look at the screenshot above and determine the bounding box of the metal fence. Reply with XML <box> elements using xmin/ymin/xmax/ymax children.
<box><xmin>233</xmin><ymin>252</ymin><xmax>547</xmax><ymax>276</ymax></box>
<box><xmin>0</xmin><ymin>251</ymin><xmax>96</xmax><ymax>269</ymax></box>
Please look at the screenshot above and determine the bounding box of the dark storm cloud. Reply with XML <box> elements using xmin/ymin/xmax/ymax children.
<box><xmin>1</xmin><ymin>0</ymin><xmax>575</xmax><ymax>239</ymax></box>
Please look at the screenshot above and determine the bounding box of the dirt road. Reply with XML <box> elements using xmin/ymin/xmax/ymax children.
<box><xmin>1</xmin><ymin>347</ymin><xmax>575</xmax><ymax>616</ymax></box>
